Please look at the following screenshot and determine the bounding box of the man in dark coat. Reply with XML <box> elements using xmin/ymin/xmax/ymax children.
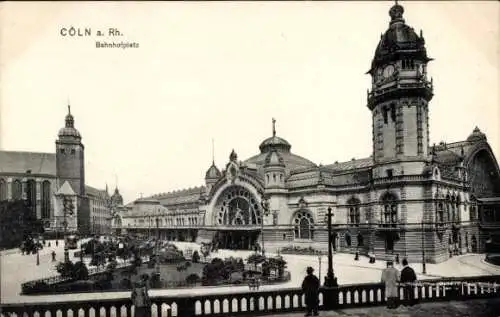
<box><xmin>301</xmin><ymin>266</ymin><xmax>320</xmax><ymax>316</ymax></box>
<box><xmin>400</xmin><ymin>258</ymin><xmax>417</xmax><ymax>306</ymax></box>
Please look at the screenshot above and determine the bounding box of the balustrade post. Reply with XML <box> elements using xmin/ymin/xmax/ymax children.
<box><xmin>321</xmin><ymin>287</ymin><xmax>338</xmax><ymax>311</ymax></box>
<box><xmin>176</xmin><ymin>297</ymin><xmax>196</xmax><ymax>317</ymax></box>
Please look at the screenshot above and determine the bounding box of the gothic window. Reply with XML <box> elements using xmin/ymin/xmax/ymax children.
<box><xmin>436</xmin><ymin>202</ymin><xmax>444</xmax><ymax>223</ymax></box>
<box><xmin>26</xmin><ymin>179</ymin><xmax>36</xmax><ymax>210</ymax></box>
<box><xmin>381</xmin><ymin>192</ymin><xmax>398</xmax><ymax>225</ymax></box>
<box><xmin>383</xmin><ymin>107</ymin><xmax>389</xmax><ymax>124</ymax></box>
<box><xmin>0</xmin><ymin>179</ymin><xmax>6</xmax><ymax>201</ymax></box>
<box><xmin>293</xmin><ymin>210</ymin><xmax>314</xmax><ymax>240</ymax></box>
<box><xmin>347</xmin><ymin>197</ymin><xmax>361</xmax><ymax>226</ymax></box>
<box><xmin>280</xmin><ymin>174</ymin><xmax>283</xmax><ymax>182</ymax></box>
<box><xmin>11</xmin><ymin>179</ymin><xmax>22</xmax><ymax>200</ymax></box>
<box><xmin>41</xmin><ymin>181</ymin><xmax>51</xmax><ymax>219</ymax></box>
<box><xmin>60</xmin><ymin>148</ymin><xmax>65</xmax><ymax>154</ymax></box>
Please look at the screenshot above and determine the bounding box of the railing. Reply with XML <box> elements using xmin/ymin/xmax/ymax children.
<box><xmin>2</xmin><ymin>275</ymin><xmax>499</xmax><ymax>317</ymax></box>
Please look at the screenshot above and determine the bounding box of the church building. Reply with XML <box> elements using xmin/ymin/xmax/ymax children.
<box><xmin>0</xmin><ymin>107</ymin><xmax>122</xmax><ymax>236</ymax></box>
<box><xmin>116</xmin><ymin>2</ymin><xmax>500</xmax><ymax>263</ymax></box>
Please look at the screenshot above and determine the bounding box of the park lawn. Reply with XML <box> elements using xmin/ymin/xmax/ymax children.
<box><xmin>114</xmin><ymin>262</ymin><xmax>205</xmax><ymax>288</ymax></box>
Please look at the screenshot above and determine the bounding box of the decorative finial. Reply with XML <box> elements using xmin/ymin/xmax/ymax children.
<box><xmin>272</xmin><ymin>118</ymin><xmax>276</xmax><ymax>137</ymax></box>
<box><xmin>212</xmin><ymin>138</ymin><xmax>215</xmax><ymax>164</ymax></box>
<box><xmin>67</xmin><ymin>105</ymin><xmax>71</xmax><ymax>115</ymax></box>
<box><xmin>389</xmin><ymin>0</ymin><xmax>405</xmax><ymax>24</ymax></box>
<box><xmin>115</xmin><ymin>174</ymin><xmax>118</xmax><ymax>190</ymax></box>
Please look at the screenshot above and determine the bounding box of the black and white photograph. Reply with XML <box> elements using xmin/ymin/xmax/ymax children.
<box><xmin>0</xmin><ymin>1</ymin><xmax>499</xmax><ymax>316</ymax></box>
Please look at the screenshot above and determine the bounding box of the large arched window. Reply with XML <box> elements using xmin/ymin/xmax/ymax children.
<box><xmin>214</xmin><ymin>185</ymin><xmax>261</xmax><ymax>226</ymax></box>
<box><xmin>11</xmin><ymin>179</ymin><xmax>22</xmax><ymax>200</ymax></box>
<box><xmin>41</xmin><ymin>181</ymin><xmax>51</xmax><ymax>219</ymax></box>
<box><xmin>381</xmin><ymin>192</ymin><xmax>398</xmax><ymax>226</ymax></box>
<box><xmin>0</xmin><ymin>179</ymin><xmax>7</xmax><ymax>201</ymax></box>
<box><xmin>347</xmin><ymin>197</ymin><xmax>361</xmax><ymax>227</ymax></box>
<box><xmin>293</xmin><ymin>210</ymin><xmax>314</xmax><ymax>240</ymax></box>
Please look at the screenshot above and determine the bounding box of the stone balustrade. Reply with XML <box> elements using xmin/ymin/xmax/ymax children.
<box><xmin>2</xmin><ymin>275</ymin><xmax>499</xmax><ymax>317</ymax></box>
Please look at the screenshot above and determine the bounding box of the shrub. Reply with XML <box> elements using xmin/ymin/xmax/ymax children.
<box><xmin>56</xmin><ymin>261</ymin><xmax>75</xmax><ymax>279</ymax></box>
<box><xmin>72</xmin><ymin>261</ymin><xmax>89</xmax><ymax>280</ymax></box>
<box><xmin>185</xmin><ymin>273</ymin><xmax>200</xmax><ymax>285</ymax></box>
<box><xmin>120</xmin><ymin>278</ymin><xmax>132</xmax><ymax>289</ymax></box>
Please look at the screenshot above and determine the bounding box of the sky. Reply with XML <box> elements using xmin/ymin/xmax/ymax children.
<box><xmin>1</xmin><ymin>1</ymin><xmax>499</xmax><ymax>204</ymax></box>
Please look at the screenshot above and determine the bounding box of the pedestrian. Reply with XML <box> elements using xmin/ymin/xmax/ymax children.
<box><xmin>131</xmin><ymin>277</ymin><xmax>151</xmax><ymax>317</ymax></box>
<box><xmin>381</xmin><ymin>260</ymin><xmax>400</xmax><ymax>309</ymax></box>
<box><xmin>52</xmin><ymin>251</ymin><xmax>56</xmax><ymax>262</ymax></box>
<box><xmin>301</xmin><ymin>266</ymin><xmax>320</xmax><ymax>316</ymax></box>
<box><xmin>400</xmin><ymin>258</ymin><xmax>417</xmax><ymax>306</ymax></box>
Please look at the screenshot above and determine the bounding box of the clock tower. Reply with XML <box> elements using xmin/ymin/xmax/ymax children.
<box><xmin>367</xmin><ymin>2</ymin><xmax>433</xmax><ymax>177</ymax></box>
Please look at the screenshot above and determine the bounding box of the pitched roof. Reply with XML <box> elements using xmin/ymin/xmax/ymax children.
<box><xmin>324</xmin><ymin>157</ymin><xmax>373</xmax><ymax>172</ymax></box>
<box><xmin>148</xmin><ymin>186</ymin><xmax>205</xmax><ymax>206</ymax></box>
<box><xmin>56</xmin><ymin>181</ymin><xmax>75</xmax><ymax>195</ymax></box>
<box><xmin>0</xmin><ymin>151</ymin><xmax>56</xmax><ymax>175</ymax></box>
<box><xmin>85</xmin><ymin>185</ymin><xmax>109</xmax><ymax>199</ymax></box>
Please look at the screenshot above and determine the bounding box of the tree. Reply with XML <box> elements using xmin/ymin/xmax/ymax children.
<box><xmin>72</xmin><ymin>261</ymin><xmax>89</xmax><ymax>280</ymax></box>
<box><xmin>56</xmin><ymin>261</ymin><xmax>75</xmax><ymax>279</ymax></box>
<box><xmin>0</xmin><ymin>200</ymin><xmax>44</xmax><ymax>250</ymax></box>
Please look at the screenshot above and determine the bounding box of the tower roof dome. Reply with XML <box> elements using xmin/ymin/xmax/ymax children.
<box><xmin>259</xmin><ymin>118</ymin><xmax>291</xmax><ymax>153</ymax></box>
<box><xmin>58</xmin><ymin>105</ymin><xmax>81</xmax><ymax>139</ymax></box>
<box><xmin>467</xmin><ymin>126</ymin><xmax>487</xmax><ymax>142</ymax></box>
<box><xmin>205</xmin><ymin>162</ymin><xmax>221</xmax><ymax>179</ymax></box>
<box><xmin>370</xmin><ymin>1</ymin><xmax>430</xmax><ymax>72</ymax></box>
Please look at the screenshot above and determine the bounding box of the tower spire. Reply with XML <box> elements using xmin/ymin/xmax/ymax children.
<box><xmin>212</xmin><ymin>138</ymin><xmax>215</xmax><ymax>164</ymax></box>
<box><xmin>272</xmin><ymin>118</ymin><xmax>276</xmax><ymax>137</ymax></box>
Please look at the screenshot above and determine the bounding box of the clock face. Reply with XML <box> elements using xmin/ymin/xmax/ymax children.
<box><xmin>383</xmin><ymin>65</ymin><xmax>395</xmax><ymax>78</ymax></box>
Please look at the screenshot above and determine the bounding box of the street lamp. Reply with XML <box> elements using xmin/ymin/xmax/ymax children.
<box><xmin>260</xmin><ymin>196</ymin><xmax>271</xmax><ymax>256</ymax></box>
<box><xmin>318</xmin><ymin>255</ymin><xmax>323</xmax><ymax>282</ymax></box>
<box><xmin>421</xmin><ymin>220</ymin><xmax>426</xmax><ymax>274</ymax></box>
<box><xmin>324</xmin><ymin>207</ymin><xmax>338</xmax><ymax>287</ymax></box>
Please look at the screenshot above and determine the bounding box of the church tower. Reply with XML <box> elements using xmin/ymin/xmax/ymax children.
<box><xmin>56</xmin><ymin>105</ymin><xmax>85</xmax><ymax>196</ymax></box>
<box><xmin>367</xmin><ymin>2</ymin><xmax>433</xmax><ymax>177</ymax></box>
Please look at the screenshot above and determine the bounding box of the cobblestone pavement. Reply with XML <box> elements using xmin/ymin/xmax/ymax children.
<box><xmin>273</xmin><ymin>298</ymin><xmax>500</xmax><ymax>317</ymax></box>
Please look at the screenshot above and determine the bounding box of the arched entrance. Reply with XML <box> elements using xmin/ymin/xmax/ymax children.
<box><xmin>212</xmin><ymin>185</ymin><xmax>261</xmax><ymax>250</ymax></box>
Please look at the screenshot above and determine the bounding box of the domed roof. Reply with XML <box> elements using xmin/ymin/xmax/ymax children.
<box><xmin>370</xmin><ymin>3</ymin><xmax>430</xmax><ymax>71</ymax></box>
<box><xmin>205</xmin><ymin>162</ymin><xmax>221</xmax><ymax>179</ymax></box>
<box><xmin>58</xmin><ymin>106</ymin><xmax>81</xmax><ymax>139</ymax></box>
<box><xmin>467</xmin><ymin>126</ymin><xmax>487</xmax><ymax>142</ymax></box>
<box><xmin>259</xmin><ymin>136</ymin><xmax>291</xmax><ymax>153</ymax></box>
<box><xmin>264</xmin><ymin>149</ymin><xmax>285</xmax><ymax>167</ymax></box>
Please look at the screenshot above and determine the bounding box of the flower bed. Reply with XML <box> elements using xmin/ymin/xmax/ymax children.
<box><xmin>280</xmin><ymin>245</ymin><xmax>324</xmax><ymax>255</ymax></box>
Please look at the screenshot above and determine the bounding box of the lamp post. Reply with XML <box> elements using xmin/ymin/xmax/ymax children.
<box><xmin>260</xmin><ymin>196</ymin><xmax>270</xmax><ymax>256</ymax></box>
<box><xmin>155</xmin><ymin>213</ymin><xmax>160</xmax><ymax>274</ymax></box>
<box><xmin>421</xmin><ymin>220</ymin><xmax>426</xmax><ymax>274</ymax></box>
<box><xmin>318</xmin><ymin>255</ymin><xmax>322</xmax><ymax>282</ymax></box>
<box><xmin>324</xmin><ymin>207</ymin><xmax>338</xmax><ymax>287</ymax></box>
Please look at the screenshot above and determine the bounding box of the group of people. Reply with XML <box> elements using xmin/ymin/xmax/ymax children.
<box><xmin>301</xmin><ymin>258</ymin><xmax>418</xmax><ymax>316</ymax></box>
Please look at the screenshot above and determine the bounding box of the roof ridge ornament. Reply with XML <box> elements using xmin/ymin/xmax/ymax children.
<box><xmin>272</xmin><ymin>118</ymin><xmax>276</xmax><ymax>137</ymax></box>
<box><xmin>389</xmin><ymin>0</ymin><xmax>405</xmax><ymax>25</ymax></box>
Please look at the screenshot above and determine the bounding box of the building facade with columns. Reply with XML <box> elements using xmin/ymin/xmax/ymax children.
<box><xmin>116</xmin><ymin>3</ymin><xmax>500</xmax><ymax>263</ymax></box>
<box><xmin>0</xmin><ymin>107</ymin><xmax>121</xmax><ymax>236</ymax></box>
